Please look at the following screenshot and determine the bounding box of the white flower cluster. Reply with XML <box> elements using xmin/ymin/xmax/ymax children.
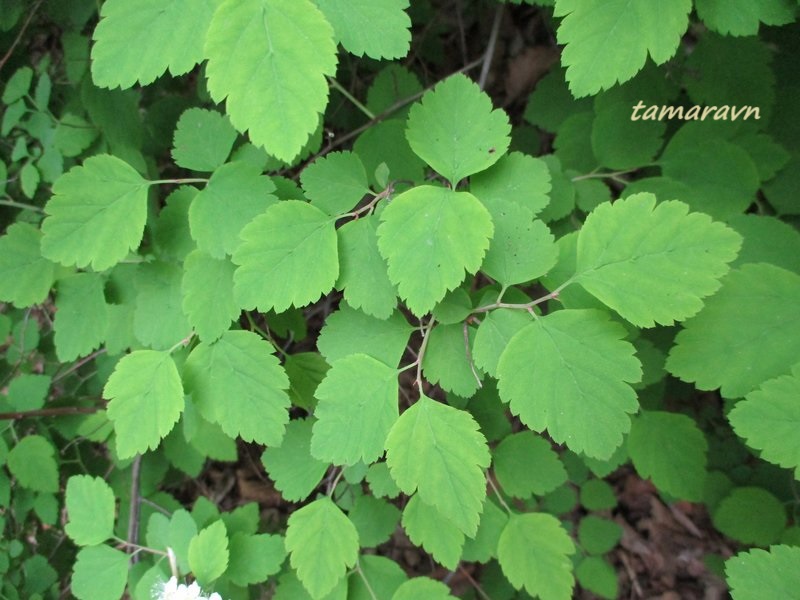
<box><xmin>152</xmin><ymin>576</ymin><xmax>223</xmax><ymax>600</ymax></box>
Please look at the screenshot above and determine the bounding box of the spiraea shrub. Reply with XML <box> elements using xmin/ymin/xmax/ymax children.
<box><xmin>0</xmin><ymin>1</ymin><xmax>799</xmax><ymax>598</ymax></box>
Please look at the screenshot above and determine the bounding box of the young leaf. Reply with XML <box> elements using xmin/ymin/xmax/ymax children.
<box><xmin>91</xmin><ymin>0</ymin><xmax>218</xmax><ymax>88</ymax></box>
<box><xmin>181</xmin><ymin>250</ymin><xmax>239</xmax><ymax>343</ymax></box>
<box><xmin>0</xmin><ymin>223</ymin><xmax>55</xmax><ymax>307</ymax></box>
<box><xmin>7</xmin><ymin>435</ymin><xmax>59</xmax><ymax>493</ymax></box>
<box><xmin>53</xmin><ymin>273</ymin><xmax>108</xmax><ymax>362</ymax></box>
<box><xmin>188</xmin><ymin>520</ymin><xmax>229</xmax><ymax>587</ymax></box>
<box><xmin>184</xmin><ymin>330</ymin><xmax>290</xmax><ymax>446</ymax></box>
<box><xmin>233</xmin><ymin>200</ymin><xmax>338</xmax><ymax>312</ymax></box>
<box><xmin>301</xmin><ymin>151</ymin><xmax>370</xmax><ymax>217</ymax></box>
<box><xmin>497</xmin><ymin>512</ymin><xmax>575</xmax><ymax>599</ymax></box>
<box><xmin>392</xmin><ymin>577</ymin><xmax>455</xmax><ymax>600</ymax></box>
<box><xmin>261</xmin><ymin>419</ymin><xmax>328</xmax><ymax>502</ymax></box>
<box><xmin>133</xmin><ymin>262</ymin><xmax>192</xmax><ymax>350</ymax></box>
<box><xmin>285</xmin><ymin>496</ymin><xmax>359</xmax><ymax>599</ymax></box>
<box><xmin>726</xmin><ymin>545</ymin><xmax>800</xmax><ymax>600</ymax></box>
<box><xmin>385</xmin><ymin>395</ymin><xmax>490</xmax><ymax>536</ymax></box>
<box><xmin>172</xmin><ymin>108</ymin><xmax>238</xmax><ymax>172</ymax></box>
<box><xmin>316</xmin><ymin>305</ymin><xmax>411</xmax><ymax>367</ymax></box>
<box><xmin>470</xmin><ymin>152</ymin><xmax>551</xmax><ymax>219</ymax></box>
<box><xmin>401</xmin><ymin>494</ymin><xmax>464</xmax><ymax>569</ymax></box>
<box><xmin>336</xmin><ymin>215</ymin><xmax>398</xmax><ymax>319</ymax></box>
<box><xmin>311</xmin><ymin>354</ymin><xmax>398</xmax><ymax>466</ymax></box>
<box><xmin>497</xmin><ymin>309</ymin><xmax>641</xmax><ymax>460</ymax></box>
<box><xmin>667</xmin><ymin>264</ymin><xmax>800</xmax><ymax>398</ymax></box>
<box><xmin>314</xmin><ymin>0</ymin><xmax>411</xmax><ymax>60</ymax></box>
<box><xmin>377</xmin><ymin>185</ymin><xmax>493</xmax><ymax>316</ymax></box>
<box><xmin>204</xmin><ymin>0</ymin><xmax>337</xmax><ymax>162</ymax></box>
<box><xmin>729</xmin><ymin>364</ymin><xmax>800</xmax><ymax>477</ymax></box>
<box><xmin>71</xmin><ymin>545</ymin><xmax>129</xmax><ymax>600</ymax></box>
<box><xmin>40</xmin><ymin>155</ymin><xmax>149</xmax><ymax>271</ymax></box>
<box><xmin>188</xmin><ymin>161</ymin><xmax>277</xmax><ymax>259</ymax></box>
<box><xmin>105</xmin><ymin>350</ymin><xmax>185</xmax><ymax>458</ymax></box>
<box><xmin>227</xmin><ymin>533</ymin><xmax>286</xmax><ymax>586</ymax></box>
<box><xmin>65</xmin><ymin>475</ymin><xmax>116</xmax><ymax>546</ymax></box>
<box><xmin>555</xmin><ymin>0</ymin><xmax>691</xmax><ymax>96</ymax></box>
<box><xmin>493</xmin><ymin>432</ymin><xmax>568</xmax><ymax>499</ymax></box>
<box><xmin>405</xmin><ymin>74</ymin><xmax>510</xmax><ymax>185</ymax></box>
<box><xmin>575</xmin><ymin>193</ymin><xmax>742</xmax><ymax>327</ymax></box>
<box><xmin>628</xmin><ymin>411</ymin><xmax>707</xmax><ymax>502</ymax></box>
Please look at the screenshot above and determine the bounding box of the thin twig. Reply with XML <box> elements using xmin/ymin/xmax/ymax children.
<box><xmin>328</xmin><ymin>77</ymin><xmax>375</xmax><ymax>120</ymax></box>
<box><xmin>459</xmin><ymin>565</ymin><xmax>493</xmax><ymax>600</ymax></box>
<box><xmin>127</xmin><ymin>455</ymin><xmax>142</xmax><ymax>564</ymax></box>
<box><xmin>463</xmin><ymin>321</ymin><xmax>482</xmax><ymax>389</ymax></box>
<box><xmin>0</xmin><ymin>198</ymin><xmax>44</xmax><ymax>212</ymax></box>
<box><xmin>52</xmin><ymin>348</ymin><xmax>107</xmax><ymax>383</ymax></box>
<box><xmin>478</xmin><ymin>5</ymin><xmax>504</xmax><ymax>91</ymax></box>
<box><xmin>486</xmin><ymin>473</ymin><xmax>513</xmax><ymax>514</ymax></box>
<box><xmin>327</xmin><ymin>468</ymin><xmax>344</xmax><ymax>496</ymax></box>
<box><xmin>472</xmin><ymin>282</ymin><xmax>570</xmax><ymax>315</ymax></box>
<box><xmin>355</xmin><ymin>559</ymin><xmax>379</xmax><ymax>600</ymax></box>
<box><xmin>0</xmin><ymin>0</ymin><xmax>45</xmax><ymax>73</ymax></box>
<box><xmin>415</xmin><ymin>318</ymin><xmax>436</xmax><ymax>394</ymax></box>
<box><xmin>0</xmin><ymin>405</ymin><xmax>101</xmax><ymax>420</ymax></box>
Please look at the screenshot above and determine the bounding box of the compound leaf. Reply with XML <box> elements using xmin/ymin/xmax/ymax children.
<box><xmin>497</xmin><ymin>513</ymin><xmax>575</xmax><ymax>600</ymax></box>
<box><xmin>71</xmin><ymin>546</ymin><xmax>128</xmax><ymax>600</ymax></box>
<box><xmin>285</xmin><ymin>496</ymin><xmax>359</xmax><ymax>599</ymax></box>
<box><xmin>497</xmin><ymin>309</ymin><xmax>641</xmax><ymax>460</ymax></box>
<box><xmin>405</xmin><ymin>74</ymin><xmax>510</xmax><ymax>185</ymax></box>
<box><xmin>184</xmin><ymin>330</ymin><xmax>290</xmax><ymax>446</ymax></box>
<box><xmin>233</xmin><ymin>200</ymin><xmax>338</xmax><ymax>312</ymax></box>
<box><xmin>314</xmin><ymin>0</ymin><xmax>411</xmax><ymax>59</ymax></box>
<box><xmin>188</xmin><ymin>520</ymin><xmax>229</xmax><ymax>586</ymax></box>
<box><xmin>401</xmin><ymin>494</ymin><xmax>464</xmax><ymax>569</ymax></box>
<box><xmin>204</xmin><ymin>0</ymin><xmax>337</xmax><ymax>162</ymax></box>
<box><xmin>628</xmin><ymin>411</ymin><xmax>707</xmax><ymax>501</ymax></box>
<box><xmin>189</xmin><ymin>161</ymin><xmax>277</xmax><ymax>259</ymax></box>
<box><xmin>7</xmin><ymin>435</ymin><xmax>59</xmax><ymax>493</ymax></box>
<box><xmin>181</xmin><ymin>250</ymin><xmax>239</xmax><ymax>343</ymax></box>
<box><xmin>575</xmin><ymin>193</ymin><xmax>742</xmax><ymax>327</ymax></box>
<box><xmin>377</xmin><ymin>185</ymin><xmax>493</xmax><ymax>316</ymax></box>
<box><xmin>0</xmin><ymin>223</ymin><xmax>55</xmax><ymax>307</ymax></box>
<box><xmin>312</xmin><ymin>354</ymin><xmax>398</xmax><ymax>466</ymax></box>
<box><xmin>105</xmin><ymin>350</ymin><xmax>185</xmax><ymax>458</ymax></box>
<box><xmin>65</xmin><ymin>475</ymin><xmax>116</xmax><ymax>546</ymax></box>
<box><xmin>261</xmin><ymin>419</ymin><xmax>328</xmax><ymax>502</ymax></box>
<box><xmin>41</xmin><ymin>155</ymin><xmax>149</xmax><ymax>271</ymax></box>
<box><xmin>729</xmin><ymin>364</ymin><xmax>800</xmax><ymax>478</ymax></box>
<box><xmin>91</xmin><ymin>0</ymin><xmax>218</xmax><ymax>89</ymax></box>
<box><xmin>385</xmin><ymin>395</ymin><xmax>490</xmax><ymax>536</ymax></box>
<box><xmin>555</xmin><ymin>0</ymin><xmax>691</xmax><ymax>97</ymax></box>
<box><xmin>172</xmin><ymin>107</ymin><xmax>238</xmax><ymax>172</ymax></box>
<box><xmin>301</xmin><ymin>151</ymin><xmax>370</xmax><ymax>217</ymax></box>
<box><xmin>667</xmin><ymin>264</ymin><xmax>800</xmax><ymax>399</ymax></box>
<box><xmin>726</xmin><ymin>545</ymin><xmax>800</xmax><ymax>600</ymax></box>
<box><xmin>53</xmin><ymin>272</ymin><xmax>108</xmax><ymax>362</ymax></box>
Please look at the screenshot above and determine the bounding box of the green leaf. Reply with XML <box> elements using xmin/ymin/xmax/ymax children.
<box><xmin>366</xmin><ymin>462</ymin><xmax>401</xmax><ymax>499</ymax></box>
<box><xmin>311</xmin><ymin>354</ymin><xmax>398</xmax><ymax>466</ymax></box>
<box><xmin>554</xmin><ymin>0</ymin><xmax>691</xmax><ymax>97</ymax></box>
<box><xmin>401</xmin><ymin>494</ymin><xmax>464</xmax><ymax>569</ymax></box>
<box><xmin>261</xmin><ymin>419</ymin><xmax>328</xmax><ymax>502</ymax></box>
<box><xmin>497</xmin><ymin>309</ymin><xmax>641</xmax><ymax>460</ymax></box>
<box><xmin>54</xmin><ymin>113</ymin><xmax>98</xmax><ymax>158</ymax></box>
<box><xmin>2</xmin><ymin>66</ymin><xmax>33</xmax><ymax>104</ymax></box>
<box><xmin>628</xmin><ymin>411</ymin><xmax>707</xmax><ymax>501</ymax></box>
<box><xmin>154</xmin><ymin>186</ymin><xmax>196</xmax><ymax>261</ymax></box>
<box><xmin>349</xmin><ymin>555</ymin><xmax>406</xmax><ymax>600</ymax></box>
<box><xmin>7</xmin><ymin>435</ymin><xmax>59</xmax><ymax>493</ymax></box>
<box><xmin>336</xmin><ymin>215</ymin><xmax>398</xmax><ymax>319</ymax></box>
<box><xmin>576</xmin><ymin>556</ymin><xmax>618</xmax><ymax>599</ymax></box>
<box><xmin>53</xmin><ymin>273</ymin><xmax>108</xmax><ymax>362</ymax></box>
<box><xmin>497</xmin><ymin>512</ymin><xmax>575</xmax><ymax>599</ymax></box>
<box><xmin>472</xmin><ymin>309</ymin><xmax>533</xmax><ymax>378</ymax></box>
<box><xmin>285</xmin><ymin>352</ymin><xmax>330</xmax><ymax>411</ymax></box>
<box><xmin>575</xmin><ymin>193</ymin><xmax>742</xmax><ymax>327</ymax></box>
<box><xmin>172</xmin><ymin>108</ymin><xmax>237</xmax><ymax>172</ymax></box>
<box><xmin>729</xmin><ymin>364</ymin><xmax>800</xmax><ymax>477</ymax></box>
<box><xmin>461</xmin><ymin>498</ymin><xmax>508</xmax><ymax>563</ymax></box>
<box><xmin>493</xmin><ymin>432</ymin><xmax>567</xmax><ymax>499</ymax></box>
<box><xmin>0</xmin><ymin>223</ymin><xmax>55</xmax><ymax>307</ymax></box>
<box><xmin>392</xmin><ymin>577</ymin><xmax>455</xmax><ymax>600</ymax></box>
<box><xmin>726</xmin><ymin>545</ymin><xmax>800</xmax><ymax>600</ymax></box>
<box><xmin>188</xmin><ymin>520</ymin><xmax>229</xmax><ymax>586</ymax></box>
<box><xmin>227</xmin><ymin>533</ymin><xmax>285</xmax><ymax>586</ymax></box>
<box><xmin>184</xmin><ymin>330</ymin><xmax>290</xmax><ymax>446</ymax></box>
<box><xmin>695</xmin><ymin>0</ymin><xmax>795</xmax><ymax>36</ymax></box>
<box><xmin>470</xmin><ymin>152</ymin><xmax>551</xmax><ymax>219</ymax></box>
<box><xmin>405</xmin><ymin>74</ymin><xmax>510</xmax><ymax>185</ymax></box>
<box><xmin>91</xmin><ymin>0</ymin><xmax>218</xmax><ymax>88</ymax></box>
<box><xmin>481</xmin><ymin>204</ymin><xmax>557</xmax><ymax>286</ymax></box>
<box><xmin>317</xmin><ymin>304</ymin><xmax>411</xmax><ymax>367</ymax></box>
<box><xmin>314</xmin><ymin>0</ymin><xmax>411</xmax><ymax>59</ymax></box>
<box><xmin>133</xmin><ymin>262</ymin><xmax>192</xmax><ymax>350</ymax></box>
<box><xmin>301</xmin><ymin>151</ymin><xmax>370</xmax><ymax>217</ymax></box>
<box><xmin>204</xmin><ymin>0</ymin><xmax>337</xmax><ymax>162</ymax></box>
<box><xmin>167</xmin><ymin>509</ymin><xmax>198</xmax><ymax>574</ymax></box>
<box><xmin>348</xmin><ymin>495</ymin><xmax>401</xmax><ymax>548</ymax></box>
<box><xmin>233</xmin><ymin>200</ymin><xmax>338</xmax><ymax>312</ymax></box>
<box><xmin>385</xmin><ymin>395</ymin><xmax>490</xmax><ymax>536</ymax></box>
<box><xmin>41</xmin><ymin>155</ymin><xmax>149</xmax><ymax>271</ymax></box>
<box><xmin>579</xmin><ymin>479</ymin><xmax>617</xmax><ymax>511</ymax></box>
<box><xmin>727</xmin><ymin>215</ymin><xmax>800</xmax><ymax>275</ymax></box>
<box><xmin>577</xmin><ymin>515</ymin><xmax>622</xmax><ymax>555</ymax></box>
<box><xmin>285</xmin><ymin>496</ymin><xmax>359</xmax><ymax>599</ymax></box>
<box><xmin>181</xmin><ymin>250</ymin><xmax>239</xmax><ymax>343</ymax></box>
<box><xmin>377</xmin><ymin>185</ymin><xmax>493</xmax><ymax>316</ymax></box>
<box><xmin>367</xmin><ymin>65</ymin><xmax>422</xmax><ymax>116</ymax></box>
<box><xmin>712</xmin><ymin>488</ymin><xmax>786</xmax><ymax>546</ymax></box>
<box><xmin>105</xmin><ymin>350</ymin><xmax>185</xmax><ymax>458</ymax></box>
<box><xmin>6</xmin><ymin>373</ymin><xmax>50</xmax><ymax>411</ymax></box>
<box><xmin>65</xmin><ymin>475</ymin><xmax>116</xmax><ymax>546</ymax></box>
<box><xmin>71</xmin><ymin>545</ymin><xmax>129</xmax><ymax>600</ymax></box>
<box><xmin>189</xmin><ymin>161</ymin><xmax>277</xmax><ymax>259</ymax></box>
<box><xmin>667</xmin><ymin>264</ymin><xmax>800</xmax><ymax>398</ymax></box>
<box><xmin>421</xmin><ymin>323</ymin><xmax>481</xmax><ymax>397</ymax></box>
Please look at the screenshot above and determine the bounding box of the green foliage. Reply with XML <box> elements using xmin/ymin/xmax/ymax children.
<box><xmin>7</xmin><ymin>435</ymin><xmax>59</xmax><ymax>493</ymax></box>
<box><xmin>71</xmin><ymin>545</ymin><xmax>129</xmax><ymax>600</ymax></box>
<box><xmin>188</xmin><ymin>520</ymin><xmax>229</xmax><ymax>586</ymax></box>
<box><xmin>726</xmin><ymin>545</ymin><xmax>800</xmax><ymax>600</ymax></box>
<box><xmin>65</xmin><ymin>476</ymin><xmax>116</xmax><ymax>546</ymax></box>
